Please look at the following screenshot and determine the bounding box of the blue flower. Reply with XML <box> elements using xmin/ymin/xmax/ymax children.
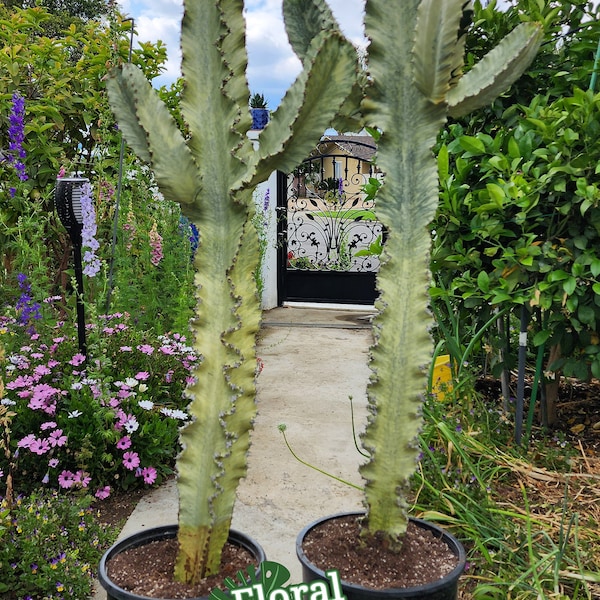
<box><xmin>15</xmin><ymin>273</ymin><xmax>41</xmax><ymax>331</ymax></box>
<box><xmin>8</xmin><ymin>92</ymin><xmax>28</xmax><ymax>184</ymax></box>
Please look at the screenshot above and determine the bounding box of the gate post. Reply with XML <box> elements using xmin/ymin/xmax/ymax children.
<box><xmin>248</xmin><ymin>130</ymin><xmax>279</xmax><ymax>309</ymax></box>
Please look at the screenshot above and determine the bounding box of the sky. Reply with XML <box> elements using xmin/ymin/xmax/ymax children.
<box><xmin>116</xmin><ymin>0</ymin><xmax>367</xmax><ymax>108</ymax></box>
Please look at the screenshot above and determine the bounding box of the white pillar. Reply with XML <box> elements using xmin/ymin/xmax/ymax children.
<box><xmin>253</xmin><ymin>172</ymin><xmax>279</xmax><ymax>309</ymax></box>
<box><xmin>248</xmin><ymin>130</ymin><xmax>279</xmax><ymax>309</ymax></box>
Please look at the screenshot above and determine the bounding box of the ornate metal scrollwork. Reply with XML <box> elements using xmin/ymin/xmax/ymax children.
<box><xmin>285</xmin><ymin>138</ymin><xmax>383</xmax><ymax>273</ymax></box>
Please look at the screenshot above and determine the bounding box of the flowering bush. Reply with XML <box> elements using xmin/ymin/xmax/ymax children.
<box><xmin>79</xmin><ymin>180</ymin><xmax>102</xmax><ymax>278</ymax></box>
<box><xmin>0</xmin><ymin>490</ymin><xmax>114</xmax><ymax>600</ymax></box>
<box><xmin>97</xmin><ymin>164</ymin><xmax>197</xmax><ymax>334</ymax></box>
<box><xmin>1</xmin><ymin>294</ymin><xmax>199</xmax><ymax>499</ymax></box>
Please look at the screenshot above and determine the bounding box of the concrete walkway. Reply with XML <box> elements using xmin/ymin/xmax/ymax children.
<box><xmin>94</xmin><ymin>305</ymin><xmax>375</xmax><ymax>598</ymax></box>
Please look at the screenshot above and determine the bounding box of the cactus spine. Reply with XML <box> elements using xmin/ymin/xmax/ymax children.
<box><xmin>357</xmin><ymin>0</ymin><xmax>542</xmax><ymax>547</ymax></box>
<box><xmin>106</xmin><ymin>0</ymin><xmax>358</xmax><ymax>584</ymax></box>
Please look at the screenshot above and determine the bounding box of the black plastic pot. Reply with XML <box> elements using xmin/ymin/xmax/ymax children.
<box><xmin>296</xmin><ymin>512</ymin><xmax>466</xmax><ymax>600</ymax></box>
<box><xmin>98</xmin><ymin>524</ymin><xmax>266</xmax><ymax>600</ymax></box>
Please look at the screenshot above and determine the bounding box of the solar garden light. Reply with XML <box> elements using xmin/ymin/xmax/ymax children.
<box><xmin>54</xmin><ymin>176</ymin><xmax>88</xmax><ymax>356</ymax></box>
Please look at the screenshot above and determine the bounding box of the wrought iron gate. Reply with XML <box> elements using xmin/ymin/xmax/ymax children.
<box><xmin>277</xmin><ymin>138</ymin><xmax>383</xmax><ymax>304</ymax></box>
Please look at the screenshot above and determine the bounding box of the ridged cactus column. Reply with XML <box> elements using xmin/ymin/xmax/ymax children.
<box><xmin>358</xmin><ymin>0</ymin><xmax>542</xmax><ymax>547</ymax></box>
<box><xmin>106</xmin><ymin>0</ymin><xmax>358</xmax><ymax>584</ymax></box>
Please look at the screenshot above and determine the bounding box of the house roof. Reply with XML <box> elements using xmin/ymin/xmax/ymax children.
<box><xmin>317</xmin><ymin>134</ymin><xmax>377</xmax><ymax>162</ymax></box>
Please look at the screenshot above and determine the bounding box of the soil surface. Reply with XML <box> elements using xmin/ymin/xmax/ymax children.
<box><xmin>301</xmin><ymin>514</ymin><xmax>459</xmax><ymax>590</ymax></box>
<box><xmin>95</xmin><ymin>485</ymin><xmax>149</xmax><ymax>530</ymax></box>
<box><xmin>476</xmin><ymin>377</ymin><xmax>600</xmax><ymax>451</ymax></box>
<box><xmin>105</xmin><ymin>538</ymin><xmax>257</xmax><ymax>599</ymax></box>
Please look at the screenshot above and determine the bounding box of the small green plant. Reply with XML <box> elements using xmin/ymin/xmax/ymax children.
<box><xmin>250</xmin><ymin>93</ymin><xmax>268</xmax><ymax>109</ymax></box>
<box><xmin>0</xmin><ymin>490</ymin><xmax>115</xmax><ymax>599</ymax></box>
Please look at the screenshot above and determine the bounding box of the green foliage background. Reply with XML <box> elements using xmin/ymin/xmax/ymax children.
<box><xmin>431</xmin><ymin>0</ymin><xmax>600</xmax><ymax>391</ymax></box>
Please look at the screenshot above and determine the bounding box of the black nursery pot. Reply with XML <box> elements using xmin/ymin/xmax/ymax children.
<box><xmin>98</xmin><ymin>524</ymin><xmax>266</xmax><ymax>600</ymax></box>
<box><xmin>296</xmin><ymin>513</ymin><xmax>466</xmax><ymax>600</ymax></box>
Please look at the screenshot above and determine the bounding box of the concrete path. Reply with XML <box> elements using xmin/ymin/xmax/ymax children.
<box><xmin>94</xmin><ymin>305</ymin><xmax>374</xmax><ymax>598</ymax></box>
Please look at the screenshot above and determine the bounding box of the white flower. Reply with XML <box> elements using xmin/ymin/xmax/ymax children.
<box><xmin>124</xmin><ymin>417</ymin><xmax>139</xmax><ymax>433</ymax></box>
<box><xmin>125</xmin><ymin>377</ymin><xmax>138</xmax><ymax>388</ymax></box>
<box><xmin>138</xmin><ymin>400</ymin><xmax>154</xmax><ymax>410</ymax></box>
<box><xmin>138</xmin><ymin>383</ymin><xmax>148</xmax><ymax>393</ymax></box>
<box><xmin>1</xmin><ymin>398</ymin><xmax>16</xmax><ymax>406</ymax></box>
<box><xmin>160</xmin><ymin>408</ymin><xmax>189</xmax><ymax>421</ymax></box>
<box><xmin>68</xmin><ymin>410</ymin><xmax>83</xmax><ymax>418</ymax></box>
<box><xmin>71</xmin><ymin>382</ymin><xmax>83</xmax><ymax>390</ymax></box>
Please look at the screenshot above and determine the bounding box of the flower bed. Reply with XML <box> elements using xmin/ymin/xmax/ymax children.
<box><xmin>1</xmin><ymin>294</ymin><xmax>199</xmax><ymax>499</ymax></box>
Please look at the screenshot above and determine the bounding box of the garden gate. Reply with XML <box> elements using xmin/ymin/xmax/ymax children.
<box><xmin>276</xmin><ymin>137</ymin><xmax>383</xmax><ymax>305</ymax></box>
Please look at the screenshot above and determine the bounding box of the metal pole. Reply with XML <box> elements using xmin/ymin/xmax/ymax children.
<box><xmin>72</xmin><ymin>235</ymin><xmax>87</xmax><ymax>356</ymax></box>
<box><xmin>515</xmin><ymin>305</ymin><xmax>529</xmax><ymax>445</ymax></box>
<box><xmin>589</xmin><ymin>34</ymin><xmax>600</xmax><ymax>93</ymax></box>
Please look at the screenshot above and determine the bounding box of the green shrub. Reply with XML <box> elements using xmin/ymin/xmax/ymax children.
<box><xmin>0</xmin><ymin>491</ymin><xmax>114</xmax><ymax>599</ymax></box>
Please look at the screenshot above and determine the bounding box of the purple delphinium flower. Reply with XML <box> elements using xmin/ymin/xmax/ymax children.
<box><xmin>15</xmin><ymin>273</ymin><xmax>41</xmax><ymax>331</ymax></box>
<box><xmin>80</xmin><ymin>182</ymin><xmax>101</xmax><ymax>277</ymax></box>
<box><xmin>8</xmin><ymin>92</ymin><xmax>28</xmax><ymax>187</ymax></box>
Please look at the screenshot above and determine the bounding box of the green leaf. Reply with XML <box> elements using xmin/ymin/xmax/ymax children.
<box><xmin>447</xmin><ymin>23</ymin><xmax>543</xmax><ymax>118</ymax></box>
<box><xmin>477</xmin><ymin>270</ymin><xmax>490</xmax><ymax>292</ymax></box>
<box><xmin>533</xmin><ymin>329</ymin><xmax>551</xmax><ymax>346</ymax></box>
<box><xmin>563</xmin><ymin>276</ymin><xmax>577</xmax><ymax>296</ymax></box>
<box><xmin>507</xmin><ymin>136</ymin><xmax>521</xmax><ymax>159</ymax></box>
<box><xmin>486</xmin><ymin>183</ymin><xmax>505</xmax><ymax>206</ymax></box>
<box><xmin>548</xmin><ymin>269</ymin><xmax>569</xmax><ymax>282</ymax></box>
<box><xmin>578</xmin><ymin>305</ymin><xmax>596</xmax><ymax>326</ymax></box>
<box><xmin>590</xmin><ymin>259</ymin><xmax>600</xmax><ymax>277</ymax></box>
<box><xmin>459</xmin><ymin>135</ymin><xmax>486</xmax><ymax>155</ymax></box>
<box><xmin>438</xmin><ymin>143</ymin><xmax>449</xmax><ymax>181</ymax></box>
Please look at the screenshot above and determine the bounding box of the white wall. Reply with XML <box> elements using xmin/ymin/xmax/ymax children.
<box><xmin>248</xmin><ymin>130</ymin><xmax>279</xmax><ymax>309</ymax></box>
<box><xmin>253</xmin><ymin>173</ymin><xmax>279</xmax><ymax>309</ymax></box>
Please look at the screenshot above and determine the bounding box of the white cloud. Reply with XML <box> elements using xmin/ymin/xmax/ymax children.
<box><xmin>119</xmin><ymin>0</ymin><xmax>364</xmax><ymax>102</ymax></box>
<box><xmin>118</xmin><ymin>0</ymin><xmax>183</xmax><ymax>87</ymax></box>
<box><xmin>117</xmin><ymin>0</ymin><xmax>365</xmax><ymax>102</ymax></box>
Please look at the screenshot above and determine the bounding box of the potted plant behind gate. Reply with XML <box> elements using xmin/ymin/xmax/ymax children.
<box><xmin>250</xmin><ymin>93</ymin><xmax>270</xmax><ymax>129</ymax></box>
<box><xmin>288</xmin><ymin>1</ymin><xmax>542</xmax><ymax>599</ymax></box>
<box><xmin>98</xmin><ymin>0</ymin><xmax>359</xmax><ymax>598</ymax></box>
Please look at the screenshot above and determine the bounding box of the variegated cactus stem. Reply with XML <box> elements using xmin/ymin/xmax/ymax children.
<box><xmin>357</xmin><ymin>0</ymin><xmax>542</xmax><ymax>548</ymax></box>
<box><xmin>106</xmin><ymin>0</ymin><xmax>360</xmax><ymax>584</ymax></box>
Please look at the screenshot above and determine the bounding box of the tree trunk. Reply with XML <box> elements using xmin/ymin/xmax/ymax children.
<box><xmin>543</xmin><ymin>343</ymin><xmax>561</xmax><ymax>426</ymax></box>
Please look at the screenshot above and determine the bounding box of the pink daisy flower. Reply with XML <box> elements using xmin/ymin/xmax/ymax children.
<box><xmin>116</xmin><ymin>436</ymin><xmax>132</xmax><ymax>450</ymax></box>
<box><xmin>141</xmin><ymin>466</ymin><xmax>157</xmax><ymax>485</ymax></box>
<box><xmin>122</xmin><ymin>451</ymin><xmax>140</xmax><ymax>470</ymax></box>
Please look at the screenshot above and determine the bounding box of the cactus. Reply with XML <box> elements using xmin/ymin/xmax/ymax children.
<box><xmin>354</xmin><ymin>0</ymin><xmax>542</xmax><ymax>548</ymax></box>
<box><xmin>105</xmin><ymin>0</ymin><xmax>358</xmax><ymax>584</ymax></box>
